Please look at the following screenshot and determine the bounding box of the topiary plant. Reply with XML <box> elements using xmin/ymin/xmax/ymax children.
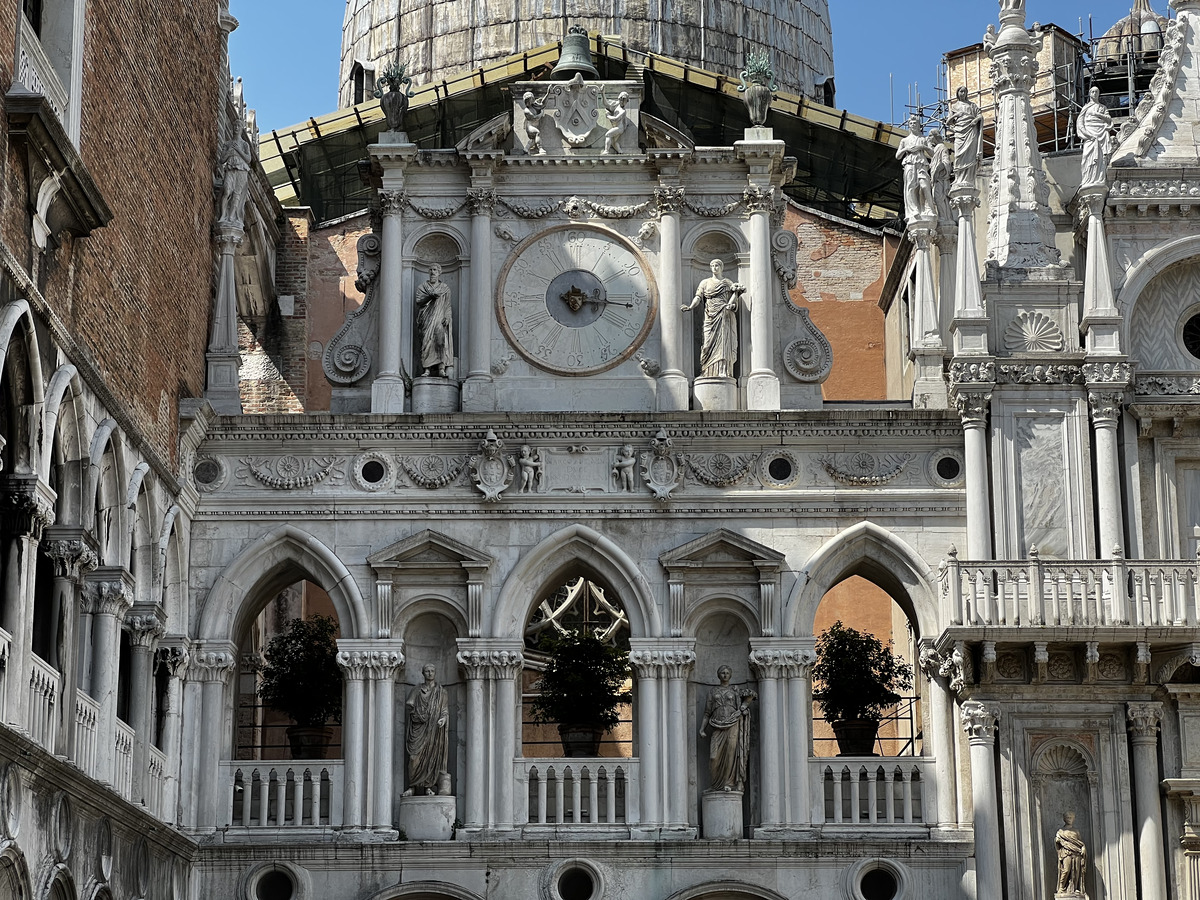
<box><xmin>530</xmin><ymin>630</ymin><xmax>632</xmax><ymax>755</ymax></box>
<box><xmin>257</xmin><ymin>615</ymin><xmax>343</xmax><ymax>728</ymax></box>
<box><xmin>812</xmin><ymin>620</ymin><xmax>914</xmax><ymax>725</ymax></box>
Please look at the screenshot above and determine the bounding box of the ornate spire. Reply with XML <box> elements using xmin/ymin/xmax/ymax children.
<box><xmin>984</xmin><ymin>0</ymin><xmax>1062</xmax><ymax>271</ymax></box>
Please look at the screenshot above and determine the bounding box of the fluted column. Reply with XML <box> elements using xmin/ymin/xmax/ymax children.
<box><xmin>744</xmin><ymin>185</ymin><xmax>780</xmax><ymax>410</ymax></box>
<box><xmin>1087</xmin><ymin>383</ymin><xmax>1126</xmax><ymax>559</ymax></box>
<box><xmin>85</xmin><ymin>575</ymin><xmax>134</xmax><ymax>784</ymax></box>
<box><xmin>962</xmin><ymin>700</ymin><xmax>1002</xmax><ymax>900</ymax></box>
<box><xmin>125</xmin><ymin>607</ymin><xmax>165</xmax><ymax>805</ymax></box>
<box><xmin>372</xmin><ymin>190</ymin><xmax>406</xmax><ymax>413</ymax></box>
<box><xmin>366</xmin><ymin>645</ymin><xmax>404</xmax><ymax>831</ymax></box>
<box><xmin>629</xmin><ymin>650</ymin><xmax>663</xmax><ymax>830</ymax></box>
<box><xmin>157</xmin><ymin>644</ymin><xmax>189</xmax><ymax>824</ymax></box>
<box><xmin>655</xmin><ymin>185</ymin><xmax>689</xmax><ymax>410</ymax></box>
<box><xmin>464</xmin><ymin>187</ymin><xmax>496</xmax><ymax>410</ymax></box>
<box><xmin>952</xmin><ymin>383</ymin><xmax>994</xmax><ymax>560</ymax></box>
<box><xmin>1127</xmin><ymin>703</ymin><xmax>1167</xmax><ymax>900</ymax></box>
<box><xmin>663</xmin><ymin>648</ymin><xmax>696</xmax><ymax>829</ymax></box>
<box><xmin>190</xmin><ymin>643</ymin><xmax>235</xmax><ymax>830</ymax></box>
<box><xmin>336</xmin><ymin>643</ymin><xmax>371</xmax><ymax>829</ymax></box>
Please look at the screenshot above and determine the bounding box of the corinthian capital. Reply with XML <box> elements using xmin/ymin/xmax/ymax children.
<box><xmin>42</xmin><ymin>539</ymin><xmax>99</xmax><ymax>579</ymax></box>
<box><xmin>124</xmin><ymin>606</ymin><xmax>167</xmax><ymax>650</ymax></box>
<box><xmin>467</xmin><ymin>188</ymin><xmax>497</xmax><ymax>216</ymax></box>
<box><xmin>86</xmin><ymin>579</ymin><xmax>134</xmax><ymax>617</ymax></box>
<box><xmin>960</xmin><ymin>699</ymin><xmax>1001</xmax><ymax>743</ymax></box>
<box><xmin>380</xmin><ymin>190</ymin><xmax>406</xmax><ymax>218</ymax></box>
<box><xmin>1126</xmin><ymin>701</ymin><xmax>1163</xmax><ymax>740</ymax></box>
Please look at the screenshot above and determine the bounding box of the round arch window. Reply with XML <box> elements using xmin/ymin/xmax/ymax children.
<box><xmin>1183</xmin><ymin>312</ymin><xmax>1200</xmax><ymax>360</ymax></box>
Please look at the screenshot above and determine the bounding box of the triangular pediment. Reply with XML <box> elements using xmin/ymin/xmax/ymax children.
<box><xmin>368</xmin><ymin>529</ymin><xmax>494</xmax><ymax>571</ymax></box>
<box><xmin>659</xmin><ymin>528</ymin><xmax>785</xmax><ymax>573</ymax></box>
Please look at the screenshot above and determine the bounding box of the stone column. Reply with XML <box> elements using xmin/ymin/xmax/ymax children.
<box><xmin>1079</xmin><ymin>186</ymin><xmax>1122</xmax><ymax>355</ymax></box>
<box><xmin>953</xmin><ymin>385</ymin><xmax>994</xmax><ymax>561</ymax></box>
<box><xmin>206</xmin><ymin>226</ymin><xmax>244</xmax><ymax>414</ymax></box>
<box><xmin>663</xmin><ymin>648</ymin><xmax>695</xmax><ymax>829</ymax></box>
<box><xmin>456</xmin><ymin>648</ymin><xmax>489</xmax><ymax>830</ymax></box>
<box><xmin>125</xmin><ymin>607</ymin><xmax>165</xmax><ymax>805</ymax></box>
<box><xmin>654</xmin><ymin>184</ymin><xmax>689</xmax><ymax>411</ymax></box>
<box><xmin>157</xmin><ymin>644</ymin><xmax>189</xmax><ymax>825</ymax></box>
<box><xmin>336</xmin><ymin>644</ymin><xmax>371</xmax><ymax>829</ymax></box>
<box><xmin>1127</xmin><ymin>702</ymin><xmax>1168</xmax><ymax>900</ymax></box>
<box><xmin>920</xmin><ymin>645</ymin><xmax>958</xmax><ymax>827</ymax></box>
<box><xmin>190</xmin><ymin>643</ymin><xmax>235</xmax><ymax>831</ymax></box>
<box><xmin>366</xmin><ymin>646</ymin><xmax>404</xmax><ymax>831</ymax></box>
<box><xmin>85</xmin><ymin>575</ymin><xmax>134</xmax><ymax>785</ymax></box>
<box><xmin>0</xmin><ymin>486</ymin><xmax>53</xmax><ymax>727</ymax></box>
<box><xmin>744</xmin><ymin>185</ymin><xmax>780</xmax><ymax>410</ymax></box>
<box><xmin>784</xmin><ymin>650</ymin><xmax>815</xmax><ymax>827</ymax></box>
<box><xmin>1088</xmin><ymin>385</ymin><xmax>1126</xmax><ymax>559</ymax></box>
<box><xmin>908</xmin><ymin>215</ymin><xmax>948</xmax><ymax>408</ymax></box>
<box><xmin>750</xmin><ymin>649</ymin><xmax>783</xmax><ymax>828</ymax></box>
<box><xmin>42</xmin><ymin>534</ymin><xmax>97</xmax><ymax>757</ymax></box>
<box><xmin>491</xmin><ymin>650</ymin><xmax>522</xmax><ymax>832</ymax></box>
<box><xmin>962</xmin><ymin>700</ymin><xmax>1003</xmax><ymax>900</ymax></box>
<box><xmin>949</xmin><ymin>188</ymin><xmax>989</xmax><ymax>356</ymax></box>
<box><xmin>372</xmin><ymin>190</ymin><xmax>407</xmax><ymax>413</ymax></box>
<box><xmin>629</xmin><ymin>651</ymin><xmax>662</xmax><ymax>830</ymax></box>
<box><xmin>463</xmin><ymin>186</ymin><xmax>497</xmax><ymax>411</ymax></box>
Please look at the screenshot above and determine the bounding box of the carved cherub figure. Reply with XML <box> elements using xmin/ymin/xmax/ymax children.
<box><xmin>518</xmin><ymin>445</ymin><xmax>543</xmax><ymax>493</ymax></box>
<box><xmin>602</xmin><ymin>91</ymin><xmax>630</xmax><ymax>155</ymax></box>
<box><xmin>613</xmin><ymin>445</ymin><xmax>636</xmax><ymax>492</ymax></box>
<box><xmin>521</xmin><ymin>91</ymin><xmax>547</xmax><ymax>155</ymax></box>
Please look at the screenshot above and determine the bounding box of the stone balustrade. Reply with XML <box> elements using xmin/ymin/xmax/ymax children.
<box><xmin>27</xmin><ymin>652</ymin><xmax>59</xmax><ymax>754</ymax></box>
<box><xmin>0</xmin><ymin>625</ymin><xmax>10</xmax><ymax>723</ymax></box>
<box><xmin>73</xmin><ymin>692</ymin><xmax>100</xmax><ymax>778</ymax></box>
<box><xmin>222</xmin><ymin>760</ymin><xmax>344</xmax><ymax>829</ymax></box>
<box><xmin>516</xmin><ymin>758</ymin><xmax>637</xmax><ymax>833</ymax></box>
<box><xmin>813</xmin><ymin>757</ymin><xmax>934</xmax><ymax>828</ymax></box>
<box><xmin>944</xmin><ymin>551</ymin><xmax>1200</xmax><ymax>627</ymax></box>
<box><xmin>114</xmin><ymin>719</ymin><xmax>135</xmax><ymax>800</ymax></box>
<box><xmin>147</xmin><ymin>746</ymin><xmax>167</xmax><ymax>818</ymax></box>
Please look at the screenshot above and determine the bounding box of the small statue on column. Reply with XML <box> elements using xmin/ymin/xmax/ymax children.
<box><xmin>946</xmin><ymin>87</ymin><xmax>983</xmax><ymax>191</ymax></box>
<box><xmin>896</xmin><ymin>116</ymin><xmax>936</xmax><ymax>220</ymax></box>
<box><xmin>1077</xmin><ymin>87</ymin><xmax>1115</xmax><ymax>188</ymax></box>
<box><xmin>1054</xmin><ymin>811</ymin><xmax>1088</xmax><ymax>897</ymax></box>
<box><xmin>403</xmin><ymin>665</ymin><xmax>450</xmax><ymax>796</ymax></box>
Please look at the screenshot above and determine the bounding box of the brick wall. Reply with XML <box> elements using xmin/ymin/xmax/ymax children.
<box><xmin>784</xmin><ymin>203</ymin><xmax>893</xmax><ymax>401</ymax></box>
<box><xmin>1</xmin><ymin>0</ymin><xmax>224</xmax><ymax>466</ymax></box>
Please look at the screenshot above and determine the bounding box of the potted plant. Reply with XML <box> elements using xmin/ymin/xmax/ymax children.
<box><xmin>812</xmin><ymin>620</ymin><xmax>914</xmax><ymax>757</ymax></box>
<box><xmin>257</xmin><ymin>615</ymin><xmax>343</xmax><ymax>759</ymax></box>
<box><xmin>529</xmin><ymin>630</ymin><xmax>632</xmax><ymax>757</ymax></box>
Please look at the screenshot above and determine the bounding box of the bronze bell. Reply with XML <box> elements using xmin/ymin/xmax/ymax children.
<box><xmin>550</xmin><ymin>24</ymin><xmax>600</xmax><ymax>80</ymax></box>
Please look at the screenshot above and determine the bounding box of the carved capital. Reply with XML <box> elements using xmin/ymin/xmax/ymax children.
<box><xmin>156</xmin><ymin>645</ymin><xmax>190</xmax><ymax>679</ymax></box>
<box><xmin>1088</xmin><ymin>389</ymin><xmax>1124</xmax><ymax>425</ymax></box>
<box><xmin>662</xmin><ymin>649</ymin><xmax>697</xmax><ymax>679</ymax></box>
<box><xmin>1127</xmin><ymin>701</ymin><xmax>1163</xmax><ymax>741</ymax></box>
<box><xmin>0</xmin><ymin>487</ymin><xmax>55</xmax><ymax>538</ymax></box>
<box><xmin>363</xmin><ymin>648</ymin><xmax>405</xmax><ymax>678</ymax></box>
<box><xmin>336</xmin><ymin>650</ymin><xmax>372</xmax><ymax>681</ymax></box>
<box><xmin>42</xmin><ymin>539</ymin><xmax>98</xmax><ymax>579</ymax></box>
<box><xmin>190</xmin><ymin>645</ymin><xmax>236</xmax><ymax>683</ymax></box>
<box><xmin>467</xmin><ymin>188</ymin><xmax>497</xmax><ymax>216</ymax></box>
<box><xmin>124</xmin><ymin>607</ymin><xmax>166</xmax><ymax>650</ymax></box>
<box><xmin>953</xmin><ymin>388</ymin><xmax>992</xmax><ymax>427</ymax></box>
<box><xmin>742</xmin><ymin>185</ymin><xmax>774</xmax><ymax>214</ymax></box>
<box><xmin>380</xmin><ymin>190</ymin><xmax>406</xmax><ymax>218</ymax></box>
<box><xmin>456</xmin><ymin>649</ymin><xmax>523</xmax><ymax>680</ymax></box>
<box><xmin>950</xmin><ymin>189</ymin><xmax>980</xmax><ymax>216</ymax></box>
<box><xmin>85</xmin><ymin>579</ymin><xmax>134</xmax><ymax>618</ymax></box>
<box><xmin>960</xmin><ymin>699</ymin><xmax>1001</xmax><ymax>743</ymax></box>
<box><xmin>654</xmin><ymin>186</ymin><xmax>686</xmax><ymax>215</ymax></box>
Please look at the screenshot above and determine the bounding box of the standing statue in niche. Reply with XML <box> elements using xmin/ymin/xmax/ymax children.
<box><xmin>1054</xmin><ymin>811</ymin><xmax>1087</xmax><ymax>895</ymax></box>
<box><xmin>699</xmin><ymin>665</ymin><xmax>757</xmax><ymax>792</ymax></box>
<box><xmin>217</xmin><ymin>134</ymin><xmax>252</xmax><ymax>228</ymax></box>
<box><xmin>1077</xmin><ymin>86</ymin><xmax>1115</xmax><ymax>188</ymax></box>
<box><xmin>403</xmin><ymin>665</ymin><xmax>450</xmax><ymax>796</ymax></box>
<box><xmin>896</xmin><ymin>116</ymin><xmax>936</xmax><ymax>219</ymax></box>
<box><xmin>683</xmin><ymin>259</ymin><xmax>745</xmax><ymax>379</ymax></box>
<box><xmin>946</xmin><ymin>86</ymin><xmax>983</xmax><ymax>190</ymax></box>
<box><xmin>414</xmin><ymin>264</ymin><xmax>454</xmax><ymax>378</ymax></box>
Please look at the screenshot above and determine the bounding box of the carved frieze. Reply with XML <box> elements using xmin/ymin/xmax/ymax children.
<box><xmin>640</xmin><ymin>429</ymin><xmax>680</xmax><ymax>502</ymax></box>
<box><xmin>1134</xmin><ymin>374</ymin><xmax>1200</xmax><ymax>396</ymax></box>
<box><xmin>680</xmin><ymin>452</ymin><xmax>757</xmax><ymax>488</ymax></box>
<box><xmin>238</xmin><ymin>456</ymin><xmax>344</xmax><ymax>490</ymax></box>
<box><xmin>817</xmin><ymin>452</ymin><xmax>913</xmax><ymax>486</ymax></box>
<box><xmin>399</xmin><ymin>455</ymin><xmax>467</xmax><ymax>489</ymax></box>
<box><xmin>997</xmin><ymin>364</ymin><xmax>1084</xmax><ymax>385</ymax></box>
<box><xmin>468</xmin><ymin>430</ymin><xmax>514</xmax><ymax>502</ymax></box>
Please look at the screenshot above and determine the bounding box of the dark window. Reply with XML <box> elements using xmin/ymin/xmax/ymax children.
<box><xmin>23</xmin><ymin>0</ymin><xmax>43</xmax><ymax>35</ymax></box>
<box><xmin>352</xmin><ymin>64</ymin><xmax>366</xmax><ymax>105</ymax></box>
<box><xmin>1183</xmin><ymin>313</ymin><xmax>1200</xmax><ymax>360</ymax></box>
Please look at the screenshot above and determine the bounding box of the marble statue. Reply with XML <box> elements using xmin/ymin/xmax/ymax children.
<box><xmin>699</xmin><ymin>665</ymin><xmax>757</xmax><ymax>792</ymax></box>
<box><xmin>403</xmin><ymin>665</ymin><xmax>450</xmax><ymax>796</ymax></box>
<box><xmin>217</xmin><ymin>135</ymin><xmax>252</xmax><ymax>228</ymax></box>
<box><xmin>522</xmin><ymin>91</ymin><xmax>547</xmax><ymax>155</ymax></box>
<box><xmin>613</xmin><ymin>445</ymin><xmax>636</xmax><ymax>491</ymax></box>
<box><xmin>602</xmin><ymin>91</ymin><xmax>630</xmax><ymax>155</ymax></box>
<box><xmin>414</xmin><ymin>264</ymin><xmax>454</xmax><ymax>377</ymax></box>
<box><xmin>896</xmin><ymin>116</ymin><xmax>936</xmax><ymax>219</ymax></box>
<box><xmin>1001</xmin><ymin>0</ymin><xmax>1025</xmax><ymax>12</ymax></box>
<box><xmin>1055</xmin><ymin>812</ymin><xmax>1087</xmax><ymax>895</ymax></box>
<box><xmin>946</xmin><ymin>87</ymin><xmax>983</xmax><ymax>190</ymax></box>
<box><xmin>683</xmin><ymin>259</ymin><xmax>745</xmax><ymax>379</ymax></box>
<box><xmin>929</xmin><ymin>129</ymin><xmax>954</xmax><ymax>223</ymax></box>
<box><xmin>1077</xmin><ymin>87</ymin><xmax>1114</xmax><ymax>188</ymax></box>
<box><xmin>518</xmin><ymin>445</ymin><xmax>543</xmax><ymax>493</ymax></box>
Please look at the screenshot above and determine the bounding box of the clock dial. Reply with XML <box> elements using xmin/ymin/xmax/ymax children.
<box><xmin>497</xmin><ymin>224</ymin><xmax>657</xmax><ymax>375</ymax></box>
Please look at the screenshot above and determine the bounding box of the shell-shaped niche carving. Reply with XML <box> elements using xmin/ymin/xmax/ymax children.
<box><xmin>1005</xmin><ymin>311</ymin><xmax>1064</xmax><ymax>353</ymax></box>
<box><xmin>1036</xmin><ymin>743</ymin><xmax>1089</xmax><ymax>777</ymax></box>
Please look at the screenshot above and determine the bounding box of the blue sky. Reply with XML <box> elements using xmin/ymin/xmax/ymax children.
<box><xmin>229</xmin><ymin>0</ymin><xmax>1168</xmax><ymax>134</ymax></box>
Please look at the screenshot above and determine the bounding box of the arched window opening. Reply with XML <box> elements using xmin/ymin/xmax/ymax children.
<box><xmin>812</xmin><ymin>575</ymin><xmax>919</xmax><ymax>759</ymax></box>
<box><xmin>116</xmin><ymin>628</ymin><xmax>132</xmax><ymax>723</ymax></box>
<box><xmin>235</xmin><ymin>578</ymin><xmax>343</xmax><ymax>761</ymax></box>
<box><xmin>521</xmin><ymin>574</ymin><xmax>632</xmax><ymax>760</ymax></box>
<box><xmin>30</xmin><ymin>547</ymin><xmax>57</xmax><ymax>665</ymax></box>
<box><xmin>152</xmin><ymin>651</ymin><xmax>169</xmax><ymax>749</ymax></box>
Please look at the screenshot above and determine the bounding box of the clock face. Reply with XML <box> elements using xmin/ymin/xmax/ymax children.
<box><xmin>497</xmin><ymin>224</ymin><xmax>657</xmax><ymax>375</ymax></box>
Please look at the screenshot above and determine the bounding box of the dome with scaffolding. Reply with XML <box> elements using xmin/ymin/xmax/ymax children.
<box><xmin>1094</xmin><ymin>0</ymin><xmax>1169</xmax><ymax>64</ymax></box>
<box><xmin>338</xmin><ymin>0</ymin><xmax>835</xmax><ymax>111</ymax></box>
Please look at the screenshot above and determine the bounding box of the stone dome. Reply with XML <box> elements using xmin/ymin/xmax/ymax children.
<box><xmin>1094</xmin><ymin>0</ymin><xmax>1169</xmax><ymax>61</ymax></box>
<box><xmin>338</xmin><ymin>0</ymin><xmax>835</xmax><ymax>109</ymax></box>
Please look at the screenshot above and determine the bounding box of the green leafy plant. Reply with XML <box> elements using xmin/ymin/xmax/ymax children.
<box><xmin>530</xmin><ymin>630</ymin><xmax>632</xmax><ymax>731</ymax></box>
<box><xmin>812</xmin><ymin>620</ymin><xmax>914</xmax><ymax>725</ymax></box>
<box><xmin>257</xmin><ymin>615</ymin><xmax>343</xmax><ymax>727</ymax></box>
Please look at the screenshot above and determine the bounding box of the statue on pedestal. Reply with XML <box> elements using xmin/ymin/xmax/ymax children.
<box><xmin>414</xmin><ymin>264</ymin><xmax>454</xmax><ymax>378</ymax></box>
<box><xmin>929</xmin><ymin>129</ymin><xmax>954</xmax><ymax>224</ymax></box>
<box><xmin>896</xmin><ymin>116</ymin><xmax>936</xmax><ymax>219</ymax></box>
<box><xmin>521</xmin><ymin>91</ymin><xmax>547</xmax><ymax>155</ymax></box>
<box><xmin>946</xmin><ymin>87</ymin><xmax>983</xmax><ymax>190</ymax></box>
<box><xmin>217</xmin><ymin>134</ymin><xmax>252</xmax><ymax>228</ymax></box>
<box><xmin>1054</xmin><ymin>811</ymin><xmax>1087</xmax><ymax>896</ymax></box>
<box><xmin>602</xmin><ymin>90</ymin><xmax>630</xmax><ymax>155</ymax></box>
<box><xmin>403</xmin><ymin>665</ymin><xmax>450</xmax><ymax>796</ymax></box>
<box><xmin>699</xmin><ymin>665</ymin><xmax>757</xmax><ymax>792</ymax></box>
<box><xmin>1077</xmin><ymin>87</ymin><xmax>1114</xmax><ymax>188</ymax></box>
<box><xmin>683</xmin><ymin>260</ymin><xmax>745</xmax><ymax>379</ymax></box>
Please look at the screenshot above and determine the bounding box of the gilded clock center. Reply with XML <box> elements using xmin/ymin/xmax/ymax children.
<box><xmin>546</xmin><ymin>270</ymin><xmax>606</xmax><ymax>327</ymax></box>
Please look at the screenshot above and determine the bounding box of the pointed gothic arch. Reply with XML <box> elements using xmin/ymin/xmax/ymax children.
<box><xmin>491</xmin><ymin>524</ymin><xmax>660</xmax><ymax>639</ymax></box>
<box><xmin>786</xmin><ymin>521</ymin><xmax>938</xmax><ymax>638</ymax></box>
<box><xmin>198</xmin><ymin>524</ymin><xmax>369</xmax><ymax>642</ymax></box>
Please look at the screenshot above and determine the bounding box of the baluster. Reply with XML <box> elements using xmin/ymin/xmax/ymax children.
<box><xmin>832</xmin><ymin>768</ymin><xmax>844</xmax><ymax>824</ymax></box>
<box><xmin>273</xmin><ymin>769</ymin><xmax>286</xmax><ymax>827</ymax></box>
<box><xmin>310</xmin><ymin>770</ymin><xmax>320</xmax><ymax>824</ymax></box>
<box><xmin>1191</xmin><ymin>570</ymin><xmax>1200</xmax><ymax>626</ymax></box>
<box><xmin>884</xmin><ymin>767</ymin><xmax>895</xmax><ymax>823</ymax></box>
<box><xmin>294</xmin><ymin>769</ymin><xmax>306</xmax><ymax>826</ymax></box>
<box><xmin>588</xmin><ymin>768</ymin><xmax>599</xmax><ymax>824</ymax></box>
<box><xmin>1028</xmin><ymin>548</ymin><xmax>1044</xmax><ymax>625</ymax></box>
<box><xmin>946</xmin><ymin>546</ymin><xmax>963</xmax><ymax>626</ymax></box>
<box><xmin>606</xmin><ymin>769</ymin><xmax>617</xmax><ymax>823</ymax></box>
<box><xmin>554</xmin><ymin>768</ymin><xmax>565</xmax><ymax>825</ymax></box>
<box><xmin>572</xmin><ymin>767</ymin><xmax>582</xmax><ymax>824</ymax></box>
<box><xmin>866</xmin><ymin>767</ymin><xmax>878</xmax><ymax>824</ymax></box>
<box><xmin>1110</xmin><ymin>548</ymin><xmax>1128</xmax><ymax>624</ymax></box>
<box><xmin>229</xmin><ymin>770</ymin><xmax>241</xmax><ymax>827</ymax></box>
<box><xmin>850</xmin><ymin>767</ymin><xmax>862</xmax><ymax>824</ymax></box>
<box><xmin>535</xmin><ymin>768</ymin><xmax>547</xmax><ymax>824</ymax></box>
<box><xmin>903</xmin><ymin>769</ymin><xmax>915</xmax><ymax>823</ymax></box>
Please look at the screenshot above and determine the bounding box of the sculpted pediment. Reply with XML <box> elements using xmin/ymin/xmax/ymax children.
<box><xmin>660</xmin><ymin>528</ymin><xmax>785</xmax><ymax>575</ymax></box>
<box><xmin>368</xmin><ymin>529</ymin><xmax>494</xmax><ymax>573</ymax></box>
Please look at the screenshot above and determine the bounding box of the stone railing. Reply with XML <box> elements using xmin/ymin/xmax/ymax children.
<box><xmin>812</xmin><ymin>757</ymin><xmax>935</xmax><ymax>827</ymax></box>
<box><xmin>73</xmin><ymin>692</ymin><xmax>100</xmax><ymax>778</ymax></box>
<box><xmin>221</xmin><ymin>760</ymin><xmax>344</xmax><ymax>828</ymax></box>
<box><xmin>114</xmin><ymin>720</ymin><xmax>135</xmax><ymax>800</ymax></box>
<box><xmin>515</xmin><ymin>758</ymin><xmax>638</xmax><ymax>832</ymax></box>
<box><xmin>147</xmin><ymin>746</ymin><xmax>167</xmax><ymax>818</ymax></box>
<box><xmin>943</xmin><ymin>550</ymin><xmax>1200</xmax><ymax>627</ymax></box>
<box><xmin>17</xmin><ymin>16</ymin><xmax>69</xmax><ymax>126</ymax></box>
<box><xmin>27</xmin><ymin>653</ymin><xmax>60</xmax><ymax>754</ymax></box>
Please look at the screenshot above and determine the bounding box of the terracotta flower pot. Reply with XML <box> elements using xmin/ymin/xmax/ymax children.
<box><xmin>831</xmin><ymin>718</ymin><xmax>879</xmax><ymax>757</ymax></box>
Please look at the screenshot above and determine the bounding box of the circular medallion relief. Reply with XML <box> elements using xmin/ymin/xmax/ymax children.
<box><xmin>0</xmin><ymin>764</ymin><xmax>20</xmax><ymax>839</ymax></box>
<box><xmin>497</xmin><ymin>225</ymin><xmax>658</xmax><ymax>375</ymax></box>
